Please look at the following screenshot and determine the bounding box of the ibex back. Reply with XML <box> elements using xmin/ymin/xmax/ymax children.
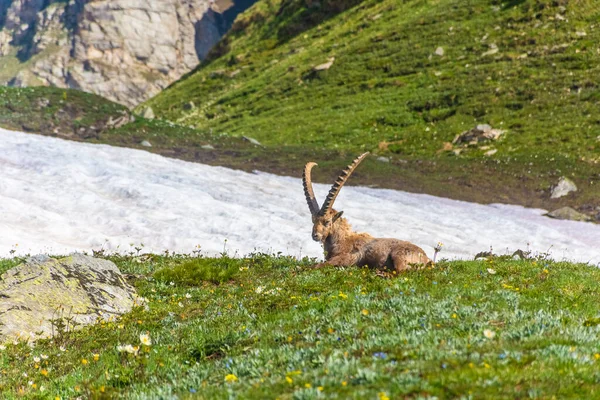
<box><xmin>303</xmin><ymin>152</ymin><xmax>430</xmax><ymax>272</ymax></box>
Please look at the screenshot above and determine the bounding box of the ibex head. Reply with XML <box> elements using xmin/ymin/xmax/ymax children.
<box><xmin>302</xmin><ymin>153</ymin><xmax>369</xmax><ymax>242</ymax></box>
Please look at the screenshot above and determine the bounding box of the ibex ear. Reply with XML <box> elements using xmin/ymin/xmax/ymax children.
<box><xmin>332</xmin><ymin>211</ymin><xmax>344</xmax><ymax>222</ymax></box>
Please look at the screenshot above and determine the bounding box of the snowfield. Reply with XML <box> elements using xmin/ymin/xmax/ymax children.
<box><xmin>0</xmin><ymin>128</ymin><xmax>598</xmax><ymax>264</ymax></box>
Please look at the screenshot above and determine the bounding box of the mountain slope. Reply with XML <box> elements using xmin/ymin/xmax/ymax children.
<box><xmin>145</xmin><ymin>0</ymin><xmax>600</xmax><ymax>160</ymax></box>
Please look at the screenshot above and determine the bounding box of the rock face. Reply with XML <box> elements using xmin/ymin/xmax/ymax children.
<box><xmin>0</xmin><ymin>254</ymin><xmax>139</xmax><ymax>343</ymax></box>
<box><xmin>0</xmin><ymin>0</ymin><xmax>257</xmax><ymax>107</ymax></box>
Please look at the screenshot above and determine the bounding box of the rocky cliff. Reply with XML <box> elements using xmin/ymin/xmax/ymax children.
<box><xmin>0</xmin><ymin>0</ymin><xmax>255</xmax><ymax>107</ymax></box>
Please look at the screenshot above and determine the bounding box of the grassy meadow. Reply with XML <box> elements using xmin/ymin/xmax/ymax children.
<box><xmin>1</xmin><ymin>253</ymin><xmax>600</xmax><ymax>398</ymax></box>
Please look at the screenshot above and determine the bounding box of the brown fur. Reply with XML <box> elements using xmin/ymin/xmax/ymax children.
<box><xmin>312</xmin><ymin>209</ymin><xmax>430</xmax><ymax>272</ymax></box>
<box><xmin>303</xmin><ymin>152</ymin><xmax>430</xmax><ymax>273</ymax></box>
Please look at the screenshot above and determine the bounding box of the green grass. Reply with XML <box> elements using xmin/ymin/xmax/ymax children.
<box><xmin>154</xmin><ymin>256</ymin><xmax>242</xmax><ymax>285</ymax></box>
<box><xmin>1</xmin><ymin>254</ymin><xmax>600</xmax><ymax>398</ymax></box>
<box><xmin>0</xmin><ymin>85</ymin><xmax>261</xmax><ymax>158</ymax></box>
<box><xmin>145</xmin><ymin>0</ymin><xmax>600</xmax><ymax>158</ymax></box>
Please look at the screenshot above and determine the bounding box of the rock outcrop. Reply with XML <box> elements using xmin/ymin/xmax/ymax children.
<box><xmin>0</xmin><ymin>254</ymin><xmax>140</xmax><ymax>343</ymax></box>
<box><xmin>0</xmin><ymin>0</ymin><xmax>257</xmax><ymax>107</ymax></box>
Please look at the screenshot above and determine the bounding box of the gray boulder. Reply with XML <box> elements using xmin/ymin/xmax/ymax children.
<box><xmin>551</xmin><ymin>177</ymin><xmax>577</xmax><ymax>199</ymax></box>
<box><xmin>546</xmin><ymin>206</ymin><xmax>591</xmax><ymax>222</ymax></box>
<box><xmin>0</xmin><ymin>254</ymin><xmax>140</xmax><ymax>343</ymax></box>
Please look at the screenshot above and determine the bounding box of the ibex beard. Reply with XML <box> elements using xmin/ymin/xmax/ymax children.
<box><xmin>303</xmin><ymin>152</ymin><xmax>430</xmax><ymax>273</ymax></box>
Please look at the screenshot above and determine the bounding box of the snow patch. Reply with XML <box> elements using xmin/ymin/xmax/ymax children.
<box><xmin>0</xmin><ymin>128</ymin><xmax>598</xmax><ymax>264</ymax></box>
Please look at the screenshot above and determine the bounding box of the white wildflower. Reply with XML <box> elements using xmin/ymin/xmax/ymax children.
<box><xmin>117</xmin><ymin>344</ymin><xmax>138</xmax><ymax>354</ymax></box>
<box><xmin>483</xmin><ymin>329</ymin><xmax>496</xmax><ymax>339</ymax></box>
<box><xmin>139</xmin><ymin>333</ymin><xmax>152</xmax><ymax>346</ymax></box>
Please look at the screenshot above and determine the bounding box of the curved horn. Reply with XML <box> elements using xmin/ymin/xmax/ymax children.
<box><xmin>319</xmin><ymin>152</ymin><xmax>369</xmax><ymax>215</ymax></box>
<box><xmin>303</xmin><ymin>162</ymin><xmax>320</xmax><ymax>215</ymax></box>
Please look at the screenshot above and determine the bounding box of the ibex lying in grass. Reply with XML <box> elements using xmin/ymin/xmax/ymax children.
<box><xmin>303</xmin><ymin>152</ymin><xmax>430</xmax><ymax>272</ymax></box>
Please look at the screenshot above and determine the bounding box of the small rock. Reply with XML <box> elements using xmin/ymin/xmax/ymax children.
<box><xmin>575</xmin><ymin>31</ymin><xmax>586</xmax><ymax>37</ymax></box>
<box><xmin>242</xmin><ymin>136</ymin><xmax>264</xmax><ymax>147</ymax></box>
<box><xmin>482</xmin><ymin>44</ymin><xmax>499</xmax><ymax>57</ymax></box>
<box><xmin>106</xmin><ymin>114</ymin><xmax>130</xmax><ymax>129</ymax></box>
<box><xmin>201</xmin><ymin>144</ymin><xmax>215</xmax><ymax>150</ymax></box>
<box><xmin>376</xmin><ymin>156</ymin><xmax>390</xmax><ymax>163</ymax></box>
<box><xmin>550</xmin><ymin>177</ymin><xmax>577</xmax><ymax>199</ymax></box>
<box><xmin>453</xmin><ymin>125</ymin><xmax>505</xmax><ymax>145</ymax></box>
<box><xmin>36</xmin><ymin>97</ymin><xmax>50</xmax><ymax>108</ymax></box>
<box><xmin>484</xmin><ymin>149</ymin><xmax>497</xmax><ymax>156</ymax></box>
<box><xmin>183</xmin><ymin>101</ymin><xmax>195</xmax><ymax>111</ymax></box>
<box><xmin>555</xmin><ymin>13</ymin><xmax>565</xmax><ymax>21</ymax></box>
<box><xmin>229</xmin><ymin>69</ymin><xmax>241</xmax><ymax>78</ymax></box>
<box><xmin>546</xmin><ymin>207</ymin><xmax>591</xmax><ymax>222</ymax></box>
<box><xmin>140</xmin><ymin>140</ymin><xmax>152</xmax><ymax>147</ymax></box>
<box><xmin>313</xmin><ymin>57</ymin><xmax>335</xmax><ymax>71</ymax></box>
<box><xmin>141</xmin><ymin>106</ymin><xmax>155</xmax><ymax>120</ymax></box>
<box><xmin>434</xmin><ymin>47</ymin><xmax>444</xmax><ymax>56</ymax></box>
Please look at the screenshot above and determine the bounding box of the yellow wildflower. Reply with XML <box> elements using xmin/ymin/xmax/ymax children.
<box><xmin>361</xmin><ymin>309</ymin><xmax>369</xmax><ymax>316</ymax></box>
<box><xmin>378</xmin><ymin>392</ymin><xmax>390</xmax><ymax>400</ymax></box>
<box><xmin>81</xmin><ymin>359</ymin><xmax>88</xmax><ymax>365</ymax></box>
<box><xmin>225</xmin><ymin>374</ymin><xmax>238</xmax><ymax>383</ymax></box>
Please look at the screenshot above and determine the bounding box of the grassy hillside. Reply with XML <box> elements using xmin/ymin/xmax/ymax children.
<box><xmin>0</xmin><ymin>85</ymin><xmax>269</xmax><ymax>165</ymax></box>
<box><xmin>1</xmin><ymin>254</ymin><xmax>600</xmax><ymax>398</ymax></box>
<box><xmin>146</xmin><ymin>0</ymin><xmax>600</xmax><ymax>155</ymax></box>
<box><xmin>141</xmin><ymin>0</ymin><xmax>600</xmax><ymax>214</ymax></box>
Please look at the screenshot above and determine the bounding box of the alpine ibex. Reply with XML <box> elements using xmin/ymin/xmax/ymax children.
<box><xmin>303</xmin><ymin>152</ymin><xmax>430</xmax><ymax>272</ymax></box>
